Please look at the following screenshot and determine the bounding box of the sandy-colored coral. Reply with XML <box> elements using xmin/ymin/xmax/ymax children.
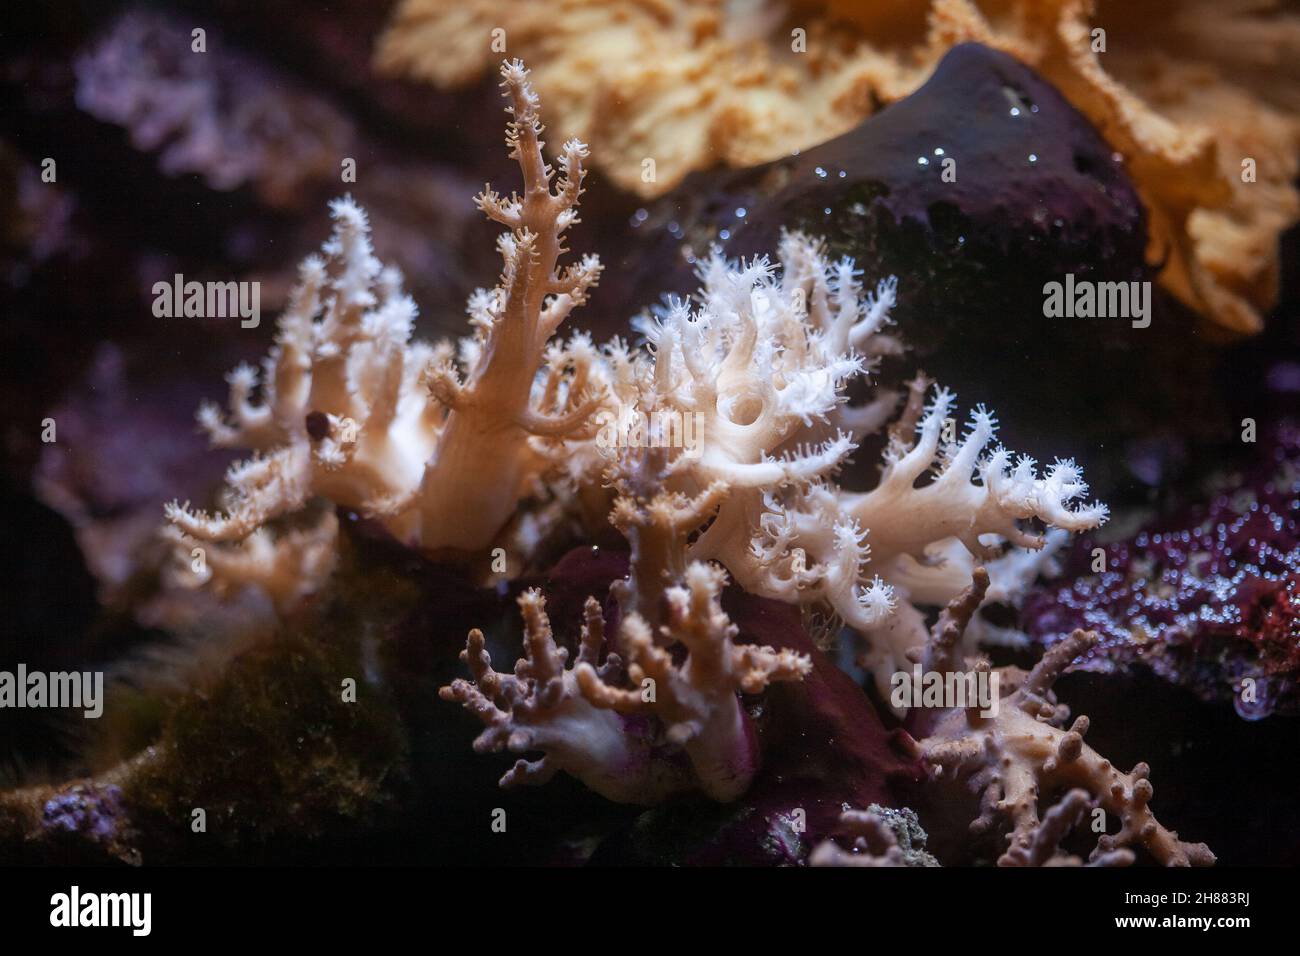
<box><xmin>443</xmin><ymin>561</ymin><xmax>810</xmax><ymax>802</ymax></box>
<box><xmin>378</xmin><ymin>0</ymin><xmax>1300</xmax><ymax>333</ymax></box>
<box><xmin>165</xmin><ymin>60</ymin><xmax>607</xmax><ymax>596</ymax></box>
<box><xmin>376</xmin><ymin>0</ymin><xmax>928</xmax><ymax>193</ymax></box>
<box><xmin>997</xmin><ymin>788</ymin><xmax>1135</xmax><ymax>867</ymax></box>
<box><xmin>913</xmin><ymin>572</ymin><xmax>1215</xmax><ymax>867</ymax></box>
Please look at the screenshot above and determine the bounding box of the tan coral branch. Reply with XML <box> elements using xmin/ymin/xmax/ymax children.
<box><xmin>916</xmin><ymin>579</ymin><xmax>1215</xmax><ymax>867</ymax></box>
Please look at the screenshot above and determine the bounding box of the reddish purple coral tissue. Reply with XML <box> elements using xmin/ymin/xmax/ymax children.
<box><xmin>1025</xmin><ymin>423</ymin><xmax>1300</xmax><ymax>719</ymax></box>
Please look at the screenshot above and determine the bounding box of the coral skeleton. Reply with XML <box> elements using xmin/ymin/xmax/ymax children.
<box><xmin>442</xmin><ymin>562</ymin><xmax>811</xmax><ymax>803</ymax></box>
<box><xmin>912</xmin><ymin>571</ymin><xmax>1215</xmax><ymax>867</ymax></box>
<box><xmin>165</xmin><ymin>60</ymin><xmax>605</xmax><ymax>577</ymax></box>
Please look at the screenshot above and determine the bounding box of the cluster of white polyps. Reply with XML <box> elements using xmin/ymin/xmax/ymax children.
<box><xmin>588</xmin><ymin>228</ymin><xmax>1106</xmax><ymax>704</ymax></box>
<box><xmin>165</xmin><ymin>59</ymin><xmax>607</xmax><ymax>600</ymax></box>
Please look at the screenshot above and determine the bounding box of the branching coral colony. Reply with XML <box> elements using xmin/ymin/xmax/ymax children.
<box><xmin>906</xmin><ymin>571</ymin><xmax>1214</xmax><ymax>867</ymax></box>
<box><xmin>813</xmin><ymin>572</ymin><xmax>1214</xmax><ymax>867</ymax></box>
<box><xmin>442</xmin><ymin>563</ymin><xmax>810</xmax><ymax>803</ymax></box>
<box><xmin>162</xmin><ymin>60</ymin><xmax>1209</xmax><ymax>863</ymax></box>
<box><xmin>166</xmin><ymin>57</ymin><xmax>604</xmax><ymax>565</ymax></box>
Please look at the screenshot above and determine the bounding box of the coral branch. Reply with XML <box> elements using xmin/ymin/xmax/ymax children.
<box><xmin>444</xmin><ymin>563</ymin><xmax>809</xmax><ymax>803</ymax></box>
<box><xmin>999</xmin><ymin>788</ymin><xmax>1135</xmax><ymax>867</ymax></box>
<box><xmin>164</xmin><ymin>59</ymin><xmax>608</xmax><ymax>609</ymax></box>
<box><xmin>439</xmin><ymin>590</ymin><xmax>677</xmax><ymax>803</ymax></box>
<box><xmin>574</xmin><ymin>230</ymin><xmax>1107</xmax><ymax>688</ymax></box>
<box><xmin>576</xmin><ymin>562</ymin><xmax>811</xmax><ymax>801</ymax></box>
<box><xmin>162</xmin><ymin>511</ymin><xmax>337</xmax><ymax>615</ymax></box>
<box><xmin>915</xmin><ymin>575</ymin><xmax>1215</xmax><ymax>867</ymax></box>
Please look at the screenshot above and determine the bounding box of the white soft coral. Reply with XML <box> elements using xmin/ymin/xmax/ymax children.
<box><xmin>596</xmin><ymin>233</ymin><xmax>1106</xmax><ymax>680</ymax></box>
<box><xmin>165</xmin><ymin>60</ymin><xmax>606</xmax><ymax>602</ymax></box>
<box><xmin>165</xmin><ymin>207</ymin><xmax>431</xmax><ymax>547</ymax></box>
